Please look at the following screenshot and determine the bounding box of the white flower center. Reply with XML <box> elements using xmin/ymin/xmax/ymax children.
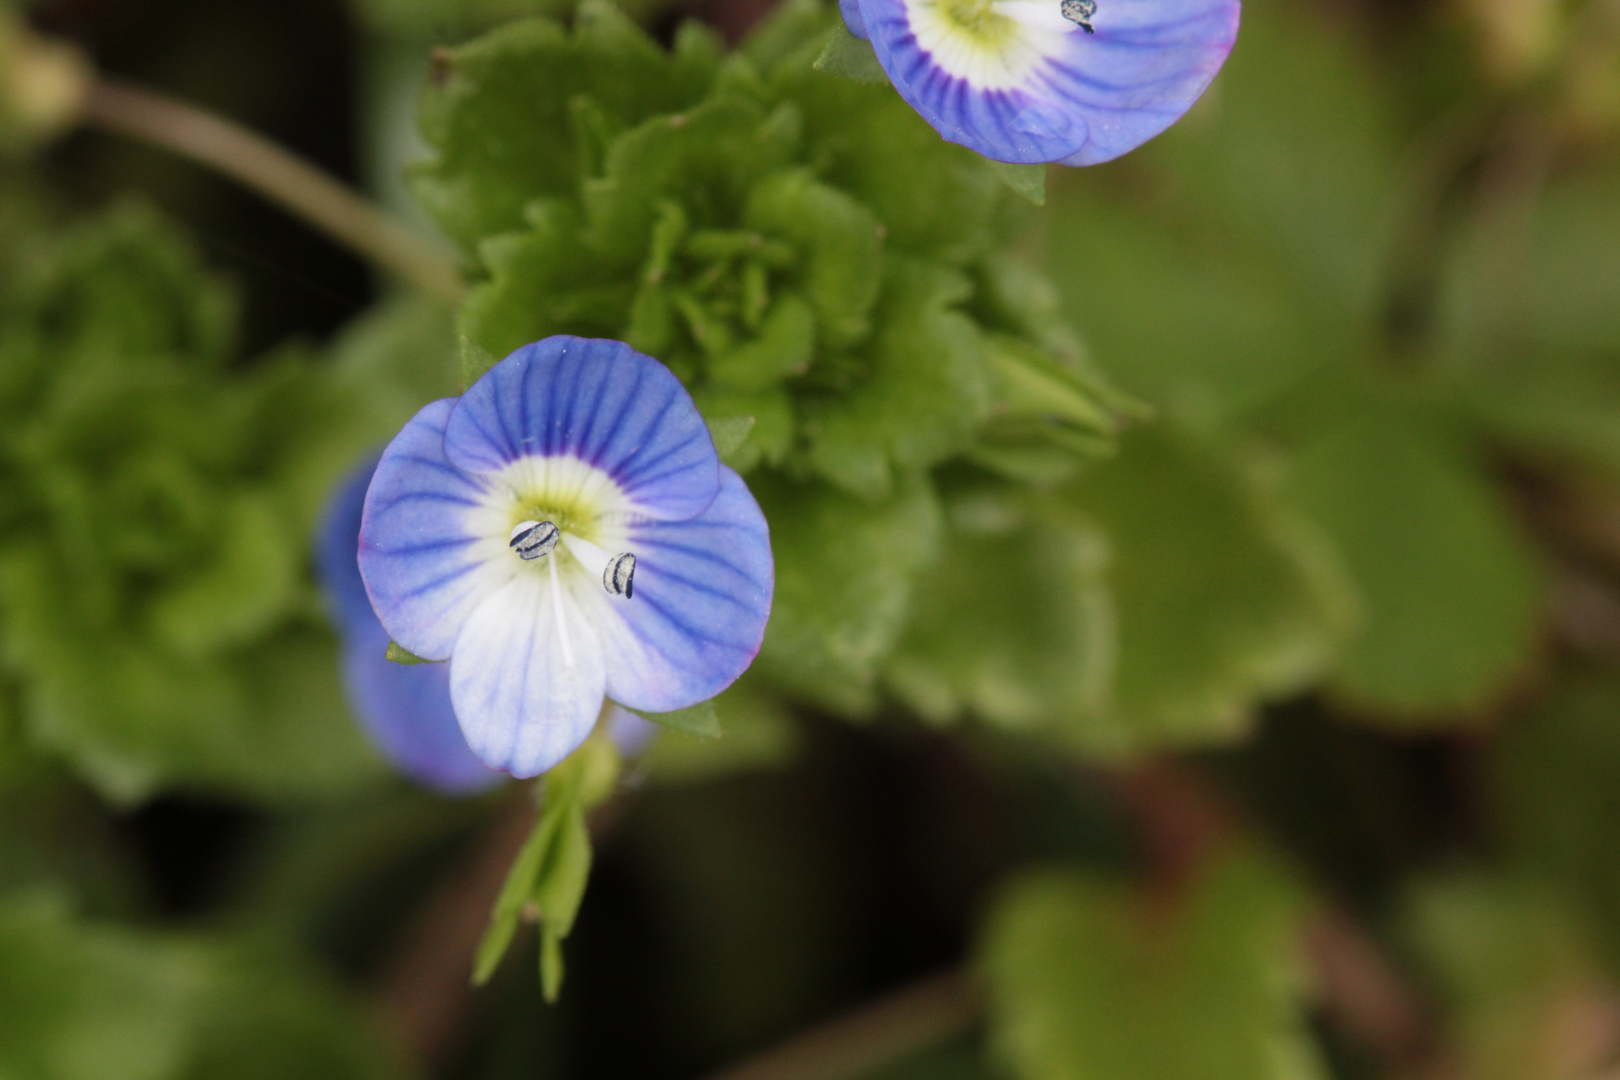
<box><xmin>463</xmin><ymin>455</ymin><xmax>644</xmax><ymax>670</ymax></box>
<box><xmin>904</xmin><ymin>0</ymin><xmax>1078</xmax><ymax>90</ymax></box>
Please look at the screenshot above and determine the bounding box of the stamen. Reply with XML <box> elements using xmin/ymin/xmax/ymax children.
<box><xmin>1060</xmin><ymin>0</ymin><xmax>1095</xmax><ymax>31</ymax></box>
<box><xmin>604</xmin><ymin>553</ymin><xmax>637</xmax><ymax>599</ymax></box>
<box><xmin>548</xmin><ymin>554</ymin><xmax>576</xmax><ymax>667</ymax></box>
<box><xmin>510</xmin><ymin>520</ymin><xmax>559</xmax><ymax>560</ymax></box>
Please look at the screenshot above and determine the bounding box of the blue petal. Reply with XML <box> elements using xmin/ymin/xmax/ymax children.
<box><xmin>1054</xmin><ymin>0</ymin><xmax>1240</xmax><ymax>166</ymax></box>
<box><xmin>605</xmin><ymin>704</ymin><xmax>660</xmax><ymax>757</ymax></box>
<box><xmin>860</xmin><ymin>0</ymin><xmax>1239</xmax><ymax>165</ymax></box>
<box><xmin>841</xmin><ymin>0</ymin><xmax>871</xmax><ymax>39</ymax></box>
<box><xmin>449</xmin><ymin>572</ymin><xmax>607</xmax><ymax>778</ymax></box>
<box><xmin>444</xmin><ymin>336</ymin><xmax>720</xmax><ymax>521</ymax></box>
<box><xmin>317</xmin><ymin>456</ymin><xmax>503</xmax><ymax>795</ymax></box>
<box><xmin>360</xmin><ymin>399</ymin><xmax>512</xmax><ymax>660</ymax></box>
<box><xmin>594</xmin><ymin>468</ymin><xmax>774</xmax><ymax>713</ymax></box>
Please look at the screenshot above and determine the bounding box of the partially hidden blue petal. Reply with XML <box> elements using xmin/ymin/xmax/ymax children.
<box><xmin>591</xmin><ymin>468</ymin><xmax>774</xmax><ymax>713</ymax></box>
<box><xmin>449</xmin><ymin>572</ymin><xmax>608</xmax><ymax>778</ymax></box>
<box><xmin>605</xmin><ymin>704</ymin><xmax>660</xmax><ymax>758</ymax></box>
<box><xmin>859</xmin><ymin>0</ymin><xmax>1238</xmax><ymax>165</ymax></box>
<box><xmin>359</xmin><ymin>398</ymin><xmax>513</xmax><ymax>660</ymax></box>
<box><xmin>317</xmin><ymin>455</ymin><xmax>503</xmax><ymax>795</ymax></box>
<box><xmin>444</xmin><ymin>336</ymin><xmax>720</xmax><ymax>521</ymax></box>
<box><xmin>841</xmin><ymin>0</ymin><xmax>871</xmax><ymax>39</ymax></box>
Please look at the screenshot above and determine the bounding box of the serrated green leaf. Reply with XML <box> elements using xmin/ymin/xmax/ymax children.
<box><xmin>988</xmin><ymin>161</ymin><xmax>1045</xmax><ymax>206</ymax></box>
<box><xmin>812</xmin><ymin>24</ymin><xmax>887</xmax><ymax>83</ymax></box>
<box><xmin>754</xmin><ymin>472</ymin><xmax>942</xmax><ymax>711</ymax></box>
<box><xmin>887</xmin><ymin>514</ymin><xmax>1114</xmax><ymax>731</ymax></box>
<box><xmin>744</xmin><ymin>168</ymin><xmax>882</xmax><ymax>349</ymax></box>
<box><xmin>980</xmin><ymin>850</ymin><xmax>1322</xmax><ymax>1080</ymax></box>
<box><xmin>694</xmin><ymin>385</ymin><xmax>793</xmax><ymax>473</ymax></box>
<box><xmin>707</xmin><ymin>292</ymin><xmax>816</xmax><ymax>390</ymax></box>
<box><xmin>1289</xmin><ymin>402</ymin><xmax>1541</xmax><ymax>720</ymax></box>
<box><xmin>384</xmin><ymin>641</ymin><xmax>436</xmax><ymax>666</ymax></box>
<box><xmin>634</xmin><ymin>700</ymin><xmax>723</xmax><ymax>739</ymax></box>
<box><xmin>1053</xmin><ymin>425</ymin><xmax>1354</xmax><ymax>754</ymax></box>
<box><xmin>412</xmin><ymin>7</ymin><xmax>717</xmax><ymax>249</ymax></box>
<box><xmin>146</xmin><ymin>491</ymin><xmax>298</xmax><ymax>658</ymax></box>
<box><xmin>801</xmin><ymin>256</ymin><xmax>992</xmax><ymax>499</ymax></box>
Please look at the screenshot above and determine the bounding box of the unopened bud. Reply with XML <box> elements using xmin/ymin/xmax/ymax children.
<box><xmin>1</xmin><ymin>18</ymin><xmax>92</xmax><ymax>150</ymax></box>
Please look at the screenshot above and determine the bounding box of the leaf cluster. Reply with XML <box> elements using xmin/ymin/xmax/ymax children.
<box><xmin>411</xmin><ymin>0</ymin><xmax>1125</xmax><ymax>712</ymax></box>
<box><xmin>0</xmin><ymin>199</ymin><xmax>387</xmax><ymax>801</ymax></box>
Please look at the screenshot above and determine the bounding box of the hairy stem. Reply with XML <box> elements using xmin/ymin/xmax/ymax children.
<box><xmin>80</xmin><ymin>77</ymin><xmax>465</xmax><ymax>303</ymax></box>
<box><xmin>701</xmin><ymin>969</ymin><xmax>980</xmax><ymax>1080</ymax></box>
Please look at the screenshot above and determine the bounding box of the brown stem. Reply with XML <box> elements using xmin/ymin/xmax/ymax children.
<box><xmin>700</xmin><ymin>969</ymin><xmax>980</xmax><ymax>1080</ymax></box>
<box><xmin>79</xmin><ymin>77</ymin><xmax>465</xmax><ymax>303</ymax></box>
<box><xmin>379</xmin><ymin>789</ymin><xmax>538</xmax><ymax>1067</ymax></box>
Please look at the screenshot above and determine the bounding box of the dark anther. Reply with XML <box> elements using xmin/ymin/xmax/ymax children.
<box><xmin>1061</xmin><ymin>0</ymin><xmax>1096</xmax><ymax>32</ymax></box>
<box><xmin>604</xmin><ymin>552</ymin><xmax>637</xmax><ymax>598</ymax></box>
<box><xmin>510</xmin><ymin>520</ymin><xmax>559</xmax><ymax>561</ymax></box>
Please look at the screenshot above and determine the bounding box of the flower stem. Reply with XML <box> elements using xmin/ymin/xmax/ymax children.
<box><xmin>701</xmin><ymin>969</ymin><xmax>979</xmax><ymax>1080</ymax></box>
<box><xmin>80</xmin><ymin>76</ymin><xmax>465</xmax><ymax>303</ymax></box>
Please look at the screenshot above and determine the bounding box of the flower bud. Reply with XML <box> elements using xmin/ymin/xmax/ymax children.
<box><xmin>0</xmin><ymin>17</ymin><xmax>91</xmax><ymax>151</ymax></box>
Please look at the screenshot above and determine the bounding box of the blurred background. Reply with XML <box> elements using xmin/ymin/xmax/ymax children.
<box><xmin>3</xmin><ymin>0</ymin><xmax>1620</xmax><ymax>1078</ymax></box>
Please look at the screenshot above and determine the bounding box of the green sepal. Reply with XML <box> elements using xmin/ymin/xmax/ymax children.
<box><xmin>459</xmin><ymin>335</ymin><xmax>498</xmax><ymax>389</ymax></box>
<box><xmin>988</xmin><ymin>161</ymin><xmax>1046</xmax><ymax>207</ymax></box>
<box><xmin>812</xmin><ymin>25</ymin><xmax>887</xmax><ymax>84</ymax></box>
<box><xmin>631</xmin><ymin>699</ymin><xmax>723</xmax><ymax>739</ymax></box>
<box><xmin>705</xmin><ymin>414</ymin><xmax>757</xmax><ymax>459</ymax></box>
<box><xmin>471</xmin><ymin>735</ymin><xmax>621</xmax><ymax>995</ymax></box>
<box><xmin>384</xmin><ymin>642</ymin><xmax>437</xmax><ymax>666</ymax></box>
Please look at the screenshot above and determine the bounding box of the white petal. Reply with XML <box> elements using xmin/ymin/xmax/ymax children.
<box><xmin>448</xmin><ymin>571</ymin><xmax>606</xmax><ymax>778</ymax></box>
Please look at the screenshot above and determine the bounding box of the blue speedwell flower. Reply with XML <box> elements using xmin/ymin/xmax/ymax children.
<box><xmin>358</xmin><ymin>337</ymin><xmax>774</xmax><ymax>779</ymax></box>
<box><xmin>317</xmin><ymin>456</ymin><xmax>504</xmax><ymax>794</ymax></box>
<box><xmin>843</xmin><ymin>0</ymin><xmax>1240</xmax><ymax>165</ymax></box>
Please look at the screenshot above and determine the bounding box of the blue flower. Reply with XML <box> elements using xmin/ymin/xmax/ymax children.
<box><xmin>316</xmin><ymin>456</ymin><xmax>504</xmax><ymax>795</ymax></box>
<box><xmin>357</xmin><ymin>336</ymin><xmax>775</xmax><ymax>779</ymax></box>
<box><xmin>843</xmin><ymin>0</ymin><xmax>1240</xmax><ymax>165</ymax></box>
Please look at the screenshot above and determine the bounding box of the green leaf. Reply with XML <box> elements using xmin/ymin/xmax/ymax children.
<box><xmin>812</xmin><ymin>24</ymin><xmax>888</xmax><ymax>83</ymax></box>
<box><xmin>753</xmin><ymin>472</ymin><xmax>943</xmax><ymax>712</ymax></box>
<box><xmin>1404</xmin><ymin>874</ymin><xmax>1604</xmax><ymax>1080</ymax></box>
<box><xmin>1142</xmin><ymin>0</ymin><xmax>1401</xmax><ymax>322</ymax></box>
<box><xmin>744</xmin><ymin>168</ymin><xmax>884</xmax><ymax>349</ymax></box>
<box><xmin>146</xmin><ymin>491</ymin><xmax>298</xmax><ymax>658</ymax></box>
<box><xmin>887</xmin><ymin>513</ymin><xmax>1115</xmax><ymax>732</ymax></box>
<box><xmin>1493</xmin><ymin>674</ymin><xmax>1620</xmax><ymax>968</ymax></box>
<box><xmin>1288</xmin><ymin>401</ymin><xmax>1542</xmax><ymax>720</ymax></box>
<box><xmin>1043</xmin><ymin>177</ymin><xmax>1354</xmax><ymax>422</ymax></box>
<box><xmin>0</xmin><ymin>890</ymin><xmax>408</xmax><ymax>1080</ymax></box>
<box><xmin>693</xmin><ymin>385</ymin><xmax>794</xmax><ymax>473</ymax></box>
<box><xmin>384</xmin><ymin>641</ymin><xmax>436</xmax><ymax>666</ymax></box>
<box><xmin>411</xmin><ymin>6</ymin><xmax>718</xmax><ymax>249</ymax></box>
<box><xmin>980</xmin><ymin>850</ymin><xmax>1323</xmax><ymax>1080</ymax></box>
<box><xmin>633</xmin><ymin>700</ymin><xmax>723</xmax><ymax>739</ymax></box>
<box><xmin>0</xmin><ymin>890</ymin><xmax>201</xmax><ymax>1080</ymax></box>
<box><xmin>800</xmin><ymin>256</ymin><xmax>993</xmax><ymax>500</ymax></box>
<box><xmin>1056</xmin><ymin>425</ymin><xmax>1354</xmax><ymax>754</ymax></box>
<box><xmin>707</xmin><ymin>292</ymin><xmax>816</xmax><ymax>390</ymax></box>
<box><xmin>988</xmin><ymin>160</ymin><xmax>1046</xmax><ymax>206</ymax></box>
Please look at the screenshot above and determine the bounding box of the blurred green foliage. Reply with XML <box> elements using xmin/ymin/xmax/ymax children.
<box><xmin>1</xmin><ymin>0</ymin><xmax>1620</xmax><ymax>1075</ymax></box>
